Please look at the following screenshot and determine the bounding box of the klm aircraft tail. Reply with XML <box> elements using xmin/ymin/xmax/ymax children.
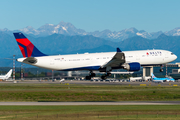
<box><xmin>151</xmin><ymin>73</ymin><xmax>156</xmax><ymax>79</ymax></box>
<box><xmin>13</xmin><ymin>32</ymin><xmax>47</xmax><ymax>57</ymax></box>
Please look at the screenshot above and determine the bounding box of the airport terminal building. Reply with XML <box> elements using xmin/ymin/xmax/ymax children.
<box><xmin>135</xmin><ymin>63</ymin><xmax>180</xmax><ymax>80</ymax></box>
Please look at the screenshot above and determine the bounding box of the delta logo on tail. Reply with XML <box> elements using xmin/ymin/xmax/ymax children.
<box><xmin>13</xmin><ymin>33</ymin><xmax>47</xmax><ymax>57</ymax></box>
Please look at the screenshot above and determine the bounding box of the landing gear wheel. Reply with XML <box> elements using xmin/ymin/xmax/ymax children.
<box><xmin>85</xmin><ymin>76</ymin><xmax>91</xmax><ymax>80</ymax></box>
<box><xmin>90</xmin><ymin>73</ymin><xmax>96</xmax><ymax>77</ymax></box>
<box><xmin>107</xmin><ymin>73</ymin><xmax>111</xmax><ymax>76</ymax></box>
<box><xmin>101</xmin><ymin>76</ymin><xmax>107</xmax><ymax>80</ymax></box>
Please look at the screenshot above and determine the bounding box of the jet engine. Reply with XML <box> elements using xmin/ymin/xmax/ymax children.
<box><xmin>163</xmin><ymin>80</ymin><xmax>167</xmax><ymax>82</ymax></box>
<box><xmin>122</xmin><ymin>62</ymin><xmax>141</xmax><ymax>71</ymax></box>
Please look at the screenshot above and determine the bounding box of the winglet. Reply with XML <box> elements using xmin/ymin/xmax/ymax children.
<box><xmin>117</xmin><ymin>48</ymin><xmax>122</xmax><ymax>52</ymax></box>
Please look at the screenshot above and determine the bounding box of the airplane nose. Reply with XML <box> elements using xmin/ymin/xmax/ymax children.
<box><xmin>174</xmin><ymin>55</ymin><xmax>177</xmax><ymax>60</ymax></box>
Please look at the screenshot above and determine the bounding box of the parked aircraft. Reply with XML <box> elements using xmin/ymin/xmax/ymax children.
<box><xmin>110</xmin><ymin>72</ymin><xmax>134</xmax><ymax>74</ymax></box>
<box><xmin>151</xmin><ymin>73</ymin><xmax>175</xmax><ymax>83</ymax></box>
<box><xmin>59</xmin><ymin>78</ymin><xmax>65</xmax><ymax>82</ymax></box>
<box><xmin>0</xmin><ymin>69</ymin><xmax>12</xmax><ymax>80</ymax></box>
<box><xmin>13</xmin><ymin>32</ymin><xmax>177</xmax><ymax>80</ymax></box>
<box><xmin>129</xmin><ymin>76</ymin><xmax>151</xmax><ymax>82</ymax></box>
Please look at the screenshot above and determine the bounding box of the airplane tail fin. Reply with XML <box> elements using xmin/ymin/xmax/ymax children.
<box><xmin>5</xmin><ymin>69</ymin><xmax>12</xmax><ymax>79</ymax></box>
<box><xmin>151</xmin><ymin>73</ymin><xmax>156</xmax><ymax>79</ymax></box>
<box><xmin>13</xmin><ymin>32</ymin><xmax>47</xmax><ymax>57</ymax></box>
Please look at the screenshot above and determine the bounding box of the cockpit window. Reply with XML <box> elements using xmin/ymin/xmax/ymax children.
<box><xmin>171</xmin><ymin>53</ymin><xmax>174</xmax><ymax>55</ymax></box>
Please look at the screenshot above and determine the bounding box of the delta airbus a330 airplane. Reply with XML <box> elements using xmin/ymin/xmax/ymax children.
<box><xmin>13</xmin><ymin>32</ymin><xmax>177</xmax><ymax>80</ymax></box>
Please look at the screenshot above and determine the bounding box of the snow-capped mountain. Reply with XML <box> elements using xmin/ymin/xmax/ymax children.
<box><xmin>19</xmin><ymin>21</ymin><xmax>87</xmax><ymax>36</ymax></box>
<box><xmin>1</xmin><ymin>21</ymin><xmax>180</xmax><ymax>41</ymax></box>
<box><xmin>89</xmin><ymin>28</ymin><xmax>161</xmax><ymax>41</ymax></box>
<box><xmin>19</xmin><ymin>26</ymin><xmax>39</xmax><ymax>35</ymax></box>
<box><xmin>17</xmin><ymin>22</ymin><xmax>163</xmax><ymax>41</ymax></box>
<box><xmin>89</xmin><ymin>28</ymin><xmax>139</xmax><ymax>41</ymax></box>
<box><xmin>164</xmin><ymin>27</ymin><xmax>180</xmax><ymax>36</ymax></box>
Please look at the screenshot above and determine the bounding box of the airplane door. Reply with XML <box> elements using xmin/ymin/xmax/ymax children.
<box><xmin>84</xmin><ymin>53</ymin><xmax>91</xmax><ymax>64</ymax></box>
<box><xmin>50</xmin><ymin>58</ymin><xmax>54</xmax><ymax>65</ymax></box>
<box><xmin>136</xmin><ymin>54</ymin><xmax>140</xmax><ymax>60</ymax></box>
<box><xmin>165</xmin><ymin>53</ymin><xmax>168</xmax><ymax>58</ymax></box>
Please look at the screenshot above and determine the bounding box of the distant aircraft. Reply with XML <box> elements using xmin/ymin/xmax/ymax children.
<box><xmin>151</xmin><ymin>73</ymin><xmax>175</xmax><ymax>83</ymax></box>
<box><xmin>13</xmin><ymin>32</ymin><xmax>177</xmax><ymax>80</ymax></box>
<box><xmin>129</xmin><ymin>76</ymin><xmax>151</xmax><ymax>82</ymax></box>
<box><xmin>59</xmin><ymin>78</ymin><xmax>65</xmax><ymax>82</ymax></box>
<box><xmin>110</xmin><ymin>72</ymin><xmax>134</xmax><ymax>74</ymax></box>
<box><xmin>0</xmin><ymin>69</ymin><xmax>12</xmax><ymax>80</ymax></box>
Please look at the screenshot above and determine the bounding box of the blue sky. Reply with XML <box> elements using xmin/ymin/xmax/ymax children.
<box><xmin>0</xmin><ymin>0</ymin><xmax>180</xmax><ymax>32</ymax></box>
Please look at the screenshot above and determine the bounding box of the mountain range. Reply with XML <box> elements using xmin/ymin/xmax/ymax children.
<box><xmin>1</xmin><ymin>21</ymin><xmax>180</xmax><ymax>41</ymax></box>
<box><xmin>0</xmin><ymin>22</ymin><xmax>180</xmax><ymax>67</ymax></box>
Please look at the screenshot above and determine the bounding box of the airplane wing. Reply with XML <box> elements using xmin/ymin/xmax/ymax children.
<box><xmin>102</xmin><ymin>48</ymin><xmax>125</xmax><ymax>68</ymax></box>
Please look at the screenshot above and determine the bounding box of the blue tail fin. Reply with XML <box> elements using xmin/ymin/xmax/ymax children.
<box><xmin>151</xmin><ymin>73</ymin><xmax>156</xmax><ymax>78</ymax></box>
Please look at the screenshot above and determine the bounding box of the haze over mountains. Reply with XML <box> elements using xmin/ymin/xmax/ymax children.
<box><xmin>0</xmin><ymin>21</ymin><xmax>180</xmax><ymax>67</ymax></box>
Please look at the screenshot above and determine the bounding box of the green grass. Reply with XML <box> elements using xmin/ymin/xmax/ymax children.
<box><xmin>0</xmin><ymin>83</ymin><xmax>180</xmax><ymax>101</ymax></box>
<box><xmin>0</xmin><ymin>83</ymin><xmax>180</xmax><ymax>119</ymax></box>
<box><xmin>0</xmin><ymin>105</ymin><xmax>180</xmax><ymax>120</ymax></box>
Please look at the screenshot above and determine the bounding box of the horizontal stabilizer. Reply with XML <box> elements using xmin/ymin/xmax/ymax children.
<box><xmin>17</xmin><ymin>57</ymin><xmax>37</xmax><ymax>64</ymax></box>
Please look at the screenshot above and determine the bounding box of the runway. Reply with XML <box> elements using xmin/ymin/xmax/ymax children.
<box><xmin>0</xmin><ymin>101</ymin><xmax>180</xmax><ymax>105</ymax></box>
<box><xmin>2</xmin><ymin>80</ymin><xmax>180</xmax><ymax>86</ymax></box>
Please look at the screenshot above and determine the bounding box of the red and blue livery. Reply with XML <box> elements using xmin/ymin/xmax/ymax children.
<box><xmin>13</xmin><ymin>32</ymin><xmax>47</xmax><ymax>57</ymax></box>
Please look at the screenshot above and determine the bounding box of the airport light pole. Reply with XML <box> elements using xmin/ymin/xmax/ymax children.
<box><xmin>165</xmin><ymin>64</ymin><xmax>168</xmax><ymax>77</ymax></box>
<box><xmin>52</xmin><ymin>70</ymin><xmax>54</xmax><ymax>81</ymax></box>
<box><xmin>21</xmin><ymin>63</ymin><xmax>24</xmax><ymax>80</ymax></box>
<box><xmin>13</xmin><ymin>55</ymin><xmax>15</xmax><ymax>80</ymax></box>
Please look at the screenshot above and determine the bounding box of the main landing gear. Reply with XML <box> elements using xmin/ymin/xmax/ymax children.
<box><xmin>160</xmin><ymin>65</ymin><xmax>164</xmax><ymax>72</ymax></box>
<box><xmin>85</xmin><ymin>71</ymin><xmax>112</xmax><ymax>80</ymax></box>
<box><xmin>85</xmin><ymin>71</ymin><xmax>96</xmax><ymax>80</ymax></box>
<box><xmin>101</xmin><ymin>72</ymin><xmax>111</xmax><ymax>80</ymax></box>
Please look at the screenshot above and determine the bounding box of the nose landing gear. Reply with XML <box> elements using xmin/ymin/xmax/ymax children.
<box><xmin>160</xmin><ymin>65</ymin><xmax>164</xmax><ymax>72</ymax></box>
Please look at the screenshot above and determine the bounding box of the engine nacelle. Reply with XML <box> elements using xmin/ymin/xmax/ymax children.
<box><xmin>123</xmin><ymin>62</ymin><xmax>141</xmax><ymax>71</ymax></box>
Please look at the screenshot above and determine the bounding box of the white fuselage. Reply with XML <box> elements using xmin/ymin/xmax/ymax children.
<box><xmin>0</xmin><ymin>76</ymin><xmax>7</xmax><ymax>80</ymax></box>
<box><xmin>129</xmin><ymin>76</ymin><xmax>151</xmax><ymax>82</ymax></box>
<box><xmin>152</xmin><ymin>79</ymin><xmax>175</xmax><ymax>83</ymax></box>
<box><xmin>17</xmin><ymin>49</ymin><xmax>177</xmax><ymax>71</ymax></box>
